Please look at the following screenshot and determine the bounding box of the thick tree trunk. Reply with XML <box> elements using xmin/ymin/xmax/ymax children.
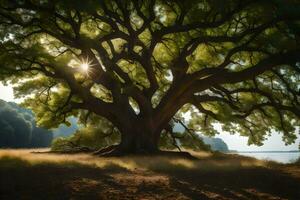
<box><xmin>95</xmin><ymin>132</ymin><xmax>159</xmax><ymax>156</ymax></box>
<box><xmin>114</xmin><ymin>117</ymin><xmax>160</xmax><ymax>154</ymax></box>
<box><xmin>118</xmin><ymin>130</ymin><xmax>159</xmax><ymax>154</ymax></box>
<box><xmin>93</xmin><ymin>97</ymin><xmax>193</xmax><ymax>157</ymax></box>
<box><xmin>94</xmin><ymin>128</ymin><xmax>196</xmax><ymax>159</ymax></box>
<box><xmin>93</xmin><ymin>119</ymin><xmax>196</xmax><ymax>159</ymax></box>
<box><xmin>94</xmin><ymin>116</ymin><xmax>161</xmax><ymax>156</ymax></box>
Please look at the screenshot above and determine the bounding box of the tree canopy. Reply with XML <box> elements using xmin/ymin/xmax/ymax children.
<box><xmin>0</xmin><ymin>0</ymin><xmax>299</xmax><ymax>154</ymax></box>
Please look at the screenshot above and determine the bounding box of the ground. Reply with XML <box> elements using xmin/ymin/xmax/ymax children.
<box><xmin>0</xmin><ymin>149</ymin><xmax>299</xmax><ymax>200</ymax></box>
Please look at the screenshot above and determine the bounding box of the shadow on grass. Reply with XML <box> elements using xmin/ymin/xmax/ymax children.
<box><xmin>0</xmin><ymin>156</ymin><xmax>128</xmax><ymax>200</ymax></box>
<box><xmin>136</xmin><ymin>156</ymin><xmax>300</xmax><ymax>200</ymax></box>
<box><xmin>163</xmin><ymin>167</ymin><xmax>300</xmax><ymax>200</ymax></box>
<box><xmin>1</xmin><ymin>152</ymin><xmax>300</xmax><ymax>200</ymax></box>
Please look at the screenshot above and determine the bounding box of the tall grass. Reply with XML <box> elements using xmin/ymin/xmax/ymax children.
<box><xmin>0</xmin><ymin>148</ymin><xmax>269</xmax><ymax>172</ymax></box>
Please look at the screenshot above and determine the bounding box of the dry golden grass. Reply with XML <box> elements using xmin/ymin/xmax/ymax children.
<box><xmin>0</xmin><ymin>149</ymin><xmax>299</xmax><ymax>200</ymax></box>
<box><xmin>0</xmin><ymin>148</ymin><xmax>268</xmax><ymax>171</ymax></box>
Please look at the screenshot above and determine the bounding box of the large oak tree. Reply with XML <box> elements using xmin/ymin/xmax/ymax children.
<box><xmin>0</xmin><ymin>0</ymin><xmax>299</xmax><ymax>155</ymax></box>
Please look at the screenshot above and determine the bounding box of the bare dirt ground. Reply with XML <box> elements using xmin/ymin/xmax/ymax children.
<box><xmin>0</xmin><ymin>149</ymin><xmax>299</xmax><ymax>200</ymax></box>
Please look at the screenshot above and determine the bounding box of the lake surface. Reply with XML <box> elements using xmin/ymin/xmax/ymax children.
<box><xmin>236</xmin><ymin>152</ymin><xmax>300</xmax><ymax>163</ymax></box>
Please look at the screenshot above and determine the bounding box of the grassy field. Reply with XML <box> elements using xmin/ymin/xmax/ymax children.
<box><xmin>0</xmin><ymin>149</ymin><xmax>299</xmax><ymax>200</ymax></box>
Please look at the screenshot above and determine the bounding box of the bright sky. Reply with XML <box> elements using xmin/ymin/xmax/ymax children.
<box><xmin>0</xmin><ymin>83</ymin><xmax>15</xmax><ymax>102</ymax></box>
<box><xmin>0</xmin><ymin>83</ymin><xmax>23</xmax><ymax>103</ymax></box>
<box><xmin>1</xmin><ymin>83</ymin><xmax>299</xmax><ymax>151</ymax></box>
<box><xmin>217</xmin><ymin>127</ymin><xmax>300</xmax><ymax>151</ymax></box>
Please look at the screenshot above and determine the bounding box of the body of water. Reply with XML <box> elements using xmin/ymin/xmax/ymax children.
<box><xmin>235</xmin><ymin>152</ymin><xmax>300</xmax><ymax>163</ymax></box>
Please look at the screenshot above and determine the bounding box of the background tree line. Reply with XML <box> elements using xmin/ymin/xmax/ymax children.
<box><xmin>0</xmin><ymin>99</ymin><xmax>53</xmax><ymax>148</ymax></box>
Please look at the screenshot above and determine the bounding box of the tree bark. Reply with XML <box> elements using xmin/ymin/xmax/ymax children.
<box><xmin>94</xmin><ymin>129</ymin><xmax>160</xmax><ymax>156</ymax></box>
<box><xmin>94</xmin><ymin>103</ymin><xmax>161</xmax><ymax>156</ymax></box>
<box><xmin>118</xmin><ymin>130</ymin><xmax>159</xmax><ymax>154</ymax></box>
<box><xmin>93</xmin><ymin>92</ymin><xmax>182</xmax><ymax>156</ymax></box>
<box><xmin>114</xmin><ymin>116</ymin><xmax>161</xmax><ymax>155</ymax></box>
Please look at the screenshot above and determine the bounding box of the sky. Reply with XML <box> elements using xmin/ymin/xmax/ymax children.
<box><xmin>0</xmin><ymin>83</ymin><xmax>15</xmax><ymax>102</ymax></box>
<box><xmin>1</xmin><ymin>83</ymin><xmax>299</xmax><ymax>151</ymax></box>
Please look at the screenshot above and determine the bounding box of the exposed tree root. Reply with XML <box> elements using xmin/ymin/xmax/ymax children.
<box><xmin>43</xmin><ymin>146</ymin><xmax>94</xmax><ymax>154</ymax></box>
<box><xmin>93</xmin><ymin>145</ymin><xmax>198</xmax><ymax>160</ymax></box>
<box><xmin>54</xmin><ymin>149</ymin><xmax>93</xmax><ymax>154</ymax></box>
<box><xmin>157</xmin><ymin>150</ymin><xmax>198</xmax><ymax>160</ymax></box>
<box><xmin>42</xmin><ymin>144</ymin><xmax>198</xmax><ymax>160</ymax></box>
<box><xmin>93</xmin><ymin>145</ymin><xmax>123</xmax><ymax>157</ymax></box>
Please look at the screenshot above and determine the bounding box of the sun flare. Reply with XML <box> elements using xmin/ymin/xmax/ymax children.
<box><xmin>80</xmin><ymin>63</ymin><xmax>89</xmax><ymax>71</ymax></box>
<box><xmin>78</xmin><ymin>57</ymin><xmax>94</xmax><ymax>73</ymax></box>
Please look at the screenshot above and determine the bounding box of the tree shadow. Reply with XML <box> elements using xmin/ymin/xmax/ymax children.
<box><xmin>1</xmin><ymin>154</ymin><xmax>300</xmax><ymax>200</ymax></box>
<box><xmin>148</xmin><ymin>161</ymin><xmax>300</xmax><ymax>200</ymax></box>
<box><xmin>0</xmin><ymin>156</ymin><xmax>128</xmax><ymax>200</ymax></box>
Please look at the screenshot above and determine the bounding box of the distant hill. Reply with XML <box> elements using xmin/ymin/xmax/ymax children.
<box><xmin>201</xmin><ymin>137</ymin><xmax>229</xmax><ymax>152</ymax></box>
<box><xmin>173</xmin><ymin>123</ymin><xmax>229</xmax><ymax>152</ymax></box>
